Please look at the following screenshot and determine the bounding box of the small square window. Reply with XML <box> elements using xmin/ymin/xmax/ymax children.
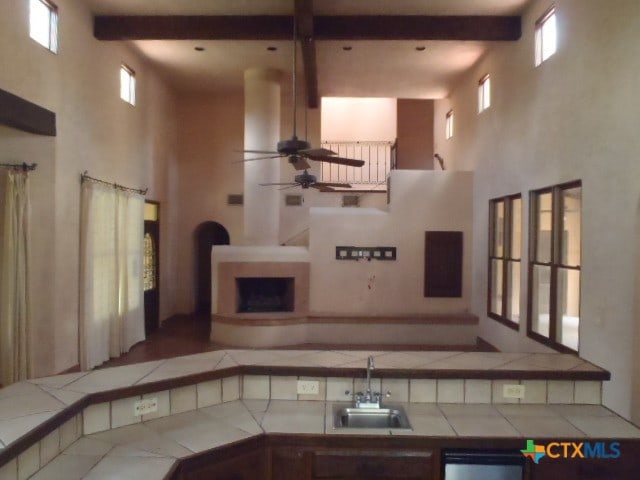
<box><xmin>445</xmin><ymin>110</ymin><xmax>454</xmax><ymax>139</ymax></box>
<box><xmin>30</xmin><ymin>0</ymin><xmax>58</xmax><ymax>53</ymax></box>
<box><xmin>478</xmin><ymin>75</ymin><xmax>491</xmax><ymax>113</ymax></box>
<box><xmin>120</xmin><ymin>65</ymin><xmax>136</xmax><ymax>106</ymax></box>
<box><xmin>535</xmin><ymin>6</ymin><xmax>557</xmax><ymax>66</ymax></box>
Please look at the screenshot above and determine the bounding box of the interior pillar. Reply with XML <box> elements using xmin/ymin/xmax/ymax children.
<box><xmin>243</xmin><ymin>68</ymin><xmax>281</xmax><ymax>245</ymax></box>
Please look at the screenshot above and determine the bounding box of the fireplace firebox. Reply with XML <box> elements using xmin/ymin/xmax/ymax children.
<box><xmin>236</xmin><ymin>277</ymin><xmax>295</xmax><ymax>313</ymax></box>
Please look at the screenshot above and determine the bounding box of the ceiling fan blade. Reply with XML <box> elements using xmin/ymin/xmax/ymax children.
<box><xmin>241</xmin><ymin>149</ymin><xmax>280</xmax><ymax>155</ymax></box>
<box><xmin>305</xmin><ymin>155</ymin><xmax>365</xmax><ymax>167</ymax></box>
<box><xmin>259</xmin><ymin>182</ymin><xmax>297</xmax><ymax>186</ymax></box>
<box><xmin>236</xmin><ymin>155</ymin><xmax>283</xmax><ymax>163</ymax></box>
<box><xmin>314</xmin><ymin>182</ymin><xmax>352</xmax><ymax>188</ymax></box>
<box><xmin>299</xmin><ymin>147</ymin><xmax>337</xmax><ymax>156</ymax></box>
<box><xmin>290</xmin><ymin>156</ymin><xmax>311</xmax><ymax>171</ymax></box>
<box><xmin>315</xmin><ymin>186</ymin><xmax>337</xmax><ymax>192</ymax></box>
<box><xmin>278</xmin><ymin>184</ymin><xmax>302</xmax><ymax>191</ymax></box>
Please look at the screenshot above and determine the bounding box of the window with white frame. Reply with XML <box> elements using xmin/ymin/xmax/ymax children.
<box><xmin>29</xmin><ymin>0</ymin><xmax>58</xmax><ymax>53</ymax></box>
<box><xmin>478</xmin><ymin>75</ymin><xmax>491</xmax><ymax>113</ymax></box>
<box><xmin>535</xmin><ymin>6</ymin><xmax>557</xmax><ymax>66</ymax></box>
<box><xmin>120</xmin><ymin>65</ymin><xmax>136</xmax><ymax>106</ymax></box>
<box><xmin>445</xmin><ymin>110</ymin><xmax>454</xmax><ymax>139</ymax></box>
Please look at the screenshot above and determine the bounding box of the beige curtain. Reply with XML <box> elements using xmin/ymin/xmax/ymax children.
<box><xmin>79</xmin><ymin>181</ymin><xmax>145</xmax><ymax>370</ymax></box>
<box><xmin>0</xmin><ymin>170</ymin><xmax>30</xmax><ymax>386</ymax></box>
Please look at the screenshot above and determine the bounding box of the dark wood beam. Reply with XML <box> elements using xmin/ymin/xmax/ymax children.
<box><xmin>0</xmin><ymin>88</ymin><xmax>56</xmax><ymax>136</ymax></box>
<box><xmin>94</xmin><ymin>15</ymin><xmax>293</xmax><ymax>40</ymax></box>
<box><xmin>94</xmin><ymin>15</ymin><xmax>521</xmax><ymax>42</ymax></box>
<box><xmin>315</xmin><ymin>15</ymin><xmax>522</xmax><ymax>41</ymax></box>
<box><xmin>295</xmin><ymin>0</ymin><xmax>319</xmax><ymax>109</ymax></box>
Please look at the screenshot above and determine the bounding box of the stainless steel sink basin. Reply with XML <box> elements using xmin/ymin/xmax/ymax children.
<box><xmin>333</xmin><ymin>405</ymin><xmax>412</xmax><ymax>430</ymax></box>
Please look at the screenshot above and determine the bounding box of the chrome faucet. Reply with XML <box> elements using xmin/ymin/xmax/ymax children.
<box><xmin>366</xmin><ymin>355</ymin><xmax>375</xmax><ymax>397</ymax></box>
<box><xmin>355</xmin><ymin>356</ymin><xmax>382</xmax><ymax>408</ymax></box>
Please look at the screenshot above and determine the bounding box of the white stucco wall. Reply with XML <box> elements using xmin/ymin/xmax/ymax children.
<box><xmin>434</xmin><ymin>0</ymin><xmax>640</xmax><ymax>419</ymax></box>
<box><xmin>0</xmin><ymin>0</ymin><xmax>178</xmax><ymax>376</ymax></box>
<box><xmin>309</xmin><ymin>170</ymin><xmax>473</xmax><ymax>315</ymax></box>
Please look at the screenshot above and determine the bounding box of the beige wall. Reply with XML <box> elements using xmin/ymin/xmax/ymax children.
<box><xmin>397</xmin><ymin>99</ymin><xmax>434</xmax><ymax>170</ymax></box>
<box><xmin>0</xmin><ymin>0</ymin><xmax>178</xmax><ymax>376</ymax></box>
<box><xmin>173</xmin><ymin>90</ymin><xmax>388</xmax><ymax>312</ymax></box>
<box><xmin>321</xmin><ymin>97</ymin><xmax>397</xmax><ymax>141</ymax></box>
<box><xmin>434</xmin><ymin>0</ymin><xmax>640</xmax><ymax>419</ymax></box>
<box><xmin>309</xmin><ymin>170</ymin><xmax>473</xmax><ymax>315</ymax></box>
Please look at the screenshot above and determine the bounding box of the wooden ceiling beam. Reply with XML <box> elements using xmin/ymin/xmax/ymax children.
<box><xmin>294</xmin><ymin>0</ymin><xmax>319</xmax><ymax>109</ymax></box>
<box><xmin>94</xmin><ymin>15</ymin><xmax>521</xmax><ymax>42</ymax></box>
<box><xmin>315</xmin><ymin>16</ymin><xmax>522</xmax><ymax>41</ymax></box>
<box><xmin>0</xmin><ymin>88</ymin><xmax>56</xmax><ymax>136</ymax></box>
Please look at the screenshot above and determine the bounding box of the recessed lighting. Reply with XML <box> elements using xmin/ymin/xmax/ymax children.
<box><xmin>342</xmin><ymin>46</ymin><xmax>352</xmax><ymax>51</ymax></box>
<box><xmin>415</xmin><ymin>46</ymin><xmax>426</xmax><ymax>51</ymax></box>
<box><xmin>194</xmin><ymin>46</ymin><xmax>205</xmax><ymax>52</ymax></box>
<box><xmin>267</xmin><ymin>46</ymin><xmax>277</xmax><ymax>51</ymax></box>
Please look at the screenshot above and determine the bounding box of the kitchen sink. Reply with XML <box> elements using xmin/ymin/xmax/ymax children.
<box><xmin>333</xmin><ymin>405</ymin><xmax>412</xmax><ymax>430</ymax></box>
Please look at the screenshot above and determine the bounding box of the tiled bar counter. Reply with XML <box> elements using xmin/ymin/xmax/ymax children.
<box><xmin>0</xmin><ymin>349</ymin><xmax>638</xmax><ymax>479</ymax></box>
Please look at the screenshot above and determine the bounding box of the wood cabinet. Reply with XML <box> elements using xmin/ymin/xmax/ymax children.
<box><xmin>271</xmin><ymin>445</ymin><xmax>437</xmax><ymax>480</ymax></box>
<box><xmin>313</xmin><ymin>448</ymin><xmax>436</xmax><ymax>479</ymax></box>
<box><xmin>170</xmin><ymin>436</ymin><xmax>640</xmax><ymax>480</ymax></box>
<box><xmin>174</xmin><ymin>438</ymin><xmax>267</xmax><ymax>480</ymax></box>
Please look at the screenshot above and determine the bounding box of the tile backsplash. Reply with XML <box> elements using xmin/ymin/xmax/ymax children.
<box><xmin>79</xmin><ymin>375</ymin><xmax>604</xmax><ymax>437</ymax></box>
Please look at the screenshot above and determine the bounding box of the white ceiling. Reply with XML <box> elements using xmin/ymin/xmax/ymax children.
<box><xmin>86</xmin><ymin>0</ymin><xmax>533</xmax><ymax>99</ymax></box>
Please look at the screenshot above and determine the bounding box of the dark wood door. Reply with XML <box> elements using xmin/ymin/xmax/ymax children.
<box><xmin>144</xmin><ymin>219</ymin><xmax>160</xmax><ymax>335</ymax></box>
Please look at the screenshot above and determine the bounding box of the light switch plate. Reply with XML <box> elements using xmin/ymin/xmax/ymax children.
<box><xmin>297</xmin><ymin>380</ymin><xmax>319</xmax><ymax>395</ymax></box>
<box><xmin>503</xmin><ymin>384</ymin><xmax>525</xmax><ymax>399</ymax></box>
<box><xmin>134</xmin><ymin>398</ymin><xmax>158</xmax><ymax>416</ymax></box>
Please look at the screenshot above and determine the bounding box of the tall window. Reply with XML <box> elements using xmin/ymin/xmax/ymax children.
<box><xmin>445</xmin><ymin>110</ymin><xmax>454</xmax><ymax>139</ymax></box>
<box><xmin>528</xmin><ymin>181</ymin><xmax>581</xmax><ymax>352</ymax></box>
<box><xmin>478</xmin><ymin>75</ymin><xmax>491</xmax><ymax>113</ymax></box>
<box><xmin>488</xmin><ymin>195</ymin><xmax>522</xmax><ymax>329</ymax></box>
<box><xmin>29</xmin><ymin>0</ymin><xmax>58</xmax><ymax>53</ymax></box>
<box><xmin>120</xmin><ymin>65</ymin><xmax>136</xmax><ymax>105</ymax></box>
<box><xmin>535</xmin><ymin>6</ymin><xmax>557</xmax><ymax>66</ymax></box>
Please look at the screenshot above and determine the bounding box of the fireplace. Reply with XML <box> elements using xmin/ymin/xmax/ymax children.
<box><xmin>236</xmin><ymin>277</ymin><xmax>295</xmax><ymax>313</ymax></box>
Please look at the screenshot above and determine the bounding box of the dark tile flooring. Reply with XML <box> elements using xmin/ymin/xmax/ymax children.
<box><xmin>98</xmin><ymin>314</ymin><xmax>496</xmax><ymax>369</ymax></box>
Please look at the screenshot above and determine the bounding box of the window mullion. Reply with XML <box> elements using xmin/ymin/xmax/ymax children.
<box><xmin>549</xmin><ymin>186</ymin><xmax>561</xmax><ymax>344</ymax></box>
<box><xmin>501</xmin><ymin>200</ymin><xmax>511</xmax><ymax>318</ymax></box>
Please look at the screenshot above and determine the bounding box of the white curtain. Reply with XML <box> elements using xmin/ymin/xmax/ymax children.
<box><xmin>0</xmin><ymin>170</ymin><xmax>30</xmax><ymax>386</ymax></box>
<box><xmin>79</xmin><ymin>180</ymin><xmax>145</xmax><ymax>370</ymax></box>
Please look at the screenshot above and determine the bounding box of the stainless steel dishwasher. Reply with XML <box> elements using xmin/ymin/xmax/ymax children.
<box><xmin>443</xmin><ymin>449</ymin><xmax>525</xmax><ymax>480</ymax></box>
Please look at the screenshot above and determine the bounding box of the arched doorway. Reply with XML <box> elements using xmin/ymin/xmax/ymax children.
<box><xmin>195</xmin><ymin>222</ymin><xmax>230</xmax><ymax>315</ymax></box>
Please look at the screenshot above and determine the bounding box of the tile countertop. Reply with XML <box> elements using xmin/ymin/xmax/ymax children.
<box><xmin>0</xmin><ymin>350</ymin><xmax>608</xmax><ymax>446</ymax></box>
<box><xmin>25</xmin><ymin>400</ymin><xmax>640</xmax><ymax>479</ymax></box>
<box><xmin>0</xmin><ymin>349</ymin><xmax>622</xmax><ymax>479</ymax></box>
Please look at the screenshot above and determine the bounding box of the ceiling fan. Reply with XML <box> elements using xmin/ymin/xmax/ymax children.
<box><xmin>242</xmin><ymin>18</ymin><xmax>365</xmax><ymax>172</ymax></box>
<box><xmin>259</xmin><ymin>170</ymin><xmax>351</xmax><ymax>192</ymax></box>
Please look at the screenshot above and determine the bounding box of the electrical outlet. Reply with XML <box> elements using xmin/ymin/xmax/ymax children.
<box><xmin>134</xmin><ymin>397</ymin><xmax>158</xmax><ymax>416</ymax></box>
<box><xmin>297</xmin><ymin>380</ymin><xmax>319</xmax><ymax>395</ymax></box>
<box><xmin>503</xmin><ymin>384</ymin><xmax>525</xmax><ymax>399</ymax></box>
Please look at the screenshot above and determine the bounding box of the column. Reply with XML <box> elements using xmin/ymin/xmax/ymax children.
<box><xmin>243</xmin><ymin>68</ymin><xmax>281</xmax><ymax>245</ymax></box>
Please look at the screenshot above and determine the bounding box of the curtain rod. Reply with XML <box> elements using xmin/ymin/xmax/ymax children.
<box><xmin>81</xmin><ymin>171</ymin><xmax>147</xmax><ymax>195</ymax></box>
<box><xmin>0</xmin><ymin>162</ymin><xmax>37</xmax><ymax>171</ymax></box>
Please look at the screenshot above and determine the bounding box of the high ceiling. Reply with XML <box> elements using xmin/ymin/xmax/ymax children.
<box><xmin>85</xmin><ymin>0</ymin><xmax>533</xmax><ymax>100</ymax></box>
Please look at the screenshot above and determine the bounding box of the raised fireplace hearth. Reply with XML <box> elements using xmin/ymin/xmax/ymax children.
<box><xmin>236</xmin><ymin>277</ymin><xmax>294</xmax><ymax>313</ymax></box>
